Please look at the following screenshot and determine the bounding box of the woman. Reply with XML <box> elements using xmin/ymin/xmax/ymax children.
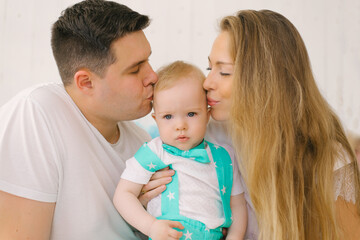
<box><xmin>204</xmin><ymin>10</ymin><xmax>360</xmax><ymax>240</ymax></box>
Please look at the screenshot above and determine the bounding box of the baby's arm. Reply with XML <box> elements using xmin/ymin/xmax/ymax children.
<box><xmin>226</xmin><ymin>193</ymin><xmax>247</xmax><ymax>240</ymax></box>
<box><xmin>113</xmin><ymin>178</ymin><xmax>184</xmax><ymax>240</ymax></box>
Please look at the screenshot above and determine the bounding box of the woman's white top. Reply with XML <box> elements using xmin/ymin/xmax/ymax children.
<box><xmin>205</xmin><ymin>118</ymin><xmax>357</xmax><ymax>240</ymax></box>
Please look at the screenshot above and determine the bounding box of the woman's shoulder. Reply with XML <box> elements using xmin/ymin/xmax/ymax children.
<box><xmin>333</xmin><ymin>147</ymin><xmax>357</xmax><ymax>204</ymax></box>
<box><xmin>205</xmin><ymin>118</ymin><xmax>232</xmax><ymax>147</ymax></box>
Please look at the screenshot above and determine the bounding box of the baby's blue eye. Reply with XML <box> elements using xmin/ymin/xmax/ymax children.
<box><xmin>188</xmin><ymin>112</ymin><xmax>196</xmax><ymax>117</ymax></box>
<box><xmin>164</xmin><ymin>115</ymin><xmax>172</xmax><ymax>120</ymax></box>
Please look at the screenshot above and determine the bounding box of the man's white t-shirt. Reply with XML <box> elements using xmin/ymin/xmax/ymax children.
<box><xmin>0</xmin><ymin>83</ymin><xmax>150</xmax><ymax>240</ymax></box>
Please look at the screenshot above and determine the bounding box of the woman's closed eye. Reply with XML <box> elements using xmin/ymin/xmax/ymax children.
<box><xmin>220</xmin><ymin>72</ymin><xmax>231</xmax><ymax>76</ymax></box>
<box><xmin>206</xmin><ymin>67</ymin><xmax>231</xmax><ymax>76</ymax></box>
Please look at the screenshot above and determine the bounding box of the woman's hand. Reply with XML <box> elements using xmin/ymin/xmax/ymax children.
<box><xmin>139</xmin><ymin>167</ymin><xmax>174</xmax><ymax>207</ymax></box>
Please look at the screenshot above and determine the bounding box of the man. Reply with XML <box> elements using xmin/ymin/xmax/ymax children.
<box><xmin>0</xmin><ymin>0</ymin><xmax>172</xmax><ymax>239</ymax></box>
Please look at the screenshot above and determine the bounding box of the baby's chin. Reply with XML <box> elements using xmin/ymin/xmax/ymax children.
<box><xmin>177</xmin><ymin>141</ymin><xmax>204</xmax><ymax>151</ymax></box>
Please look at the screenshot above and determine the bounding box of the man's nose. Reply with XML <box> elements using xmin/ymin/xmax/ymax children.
<box><xmin>143</xmin><ymin>63</ymin><xmax>158</xmax><ymax>87</ymax></box>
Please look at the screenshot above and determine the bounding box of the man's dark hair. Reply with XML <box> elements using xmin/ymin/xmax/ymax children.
<box><xmin>51</xmin><ymin>0</ymin><xmax>150</xmax><ymax>85</ymax></box>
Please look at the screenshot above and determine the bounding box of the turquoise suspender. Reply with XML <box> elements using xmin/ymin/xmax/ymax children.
<box><xmin>207</xmin><ymin>141</ymin><xmax>233</xmax><ymax>228</ymax></box>
<box><xmin>134</xmin><ymin>143</ymin><xmax>168</xmax><ymax>172</ymax></box>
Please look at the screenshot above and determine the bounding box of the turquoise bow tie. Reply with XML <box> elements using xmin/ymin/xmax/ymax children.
<box><xmin>162</xmin><ymin>140</ymin><xmax>210</xmax><ymax>164</ymax></box>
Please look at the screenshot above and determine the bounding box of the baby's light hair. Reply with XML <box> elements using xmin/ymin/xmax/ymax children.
<box><xmin>155</xmin><ymin>61</ymin><xmax>205</xmax><ymax>93</ymax></box>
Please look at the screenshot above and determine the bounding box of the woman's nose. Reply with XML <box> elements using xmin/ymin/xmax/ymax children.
<box><xmin>203</xmin><ymin>74</ymin><xmax>214</xmax><ymax>91</ymax></box>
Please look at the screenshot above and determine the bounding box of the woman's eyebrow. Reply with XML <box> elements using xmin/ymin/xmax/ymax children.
<box><xmin>208</xmin><ymin>56</ymin><xmax>233</xmax><ymax>66</ymax></box>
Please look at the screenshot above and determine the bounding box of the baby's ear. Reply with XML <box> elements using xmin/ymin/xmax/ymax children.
<box><xmin>206</xmin><ymin>108</ymin><xmax>211</xmax><ymax>121</ymax></box>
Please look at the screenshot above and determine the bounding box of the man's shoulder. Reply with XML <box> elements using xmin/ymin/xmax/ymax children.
<box><xmin>1</xmin><ymin>83</ymin><xmax>66</xmax><ymax>108</ymax></box>
<box><xmin>0</xmin><ymin>83</ymin><xmax>65</xmax><ymax>115</ymax></box>
<box><xmin>25</xmin><ymin>83</ymin><xmax>67</xmax><ymax>104</ymax></box>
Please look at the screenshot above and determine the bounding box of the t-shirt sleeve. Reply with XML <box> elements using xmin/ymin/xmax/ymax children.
<box><xmin>121</xmin><ymin>138</ymin><xmax>167</xmax><ymax>184</ymax></box>
<box><xmin>231</xmin><ymin>155</ymin><xmax>245</xmax><ymax>196</ymax></box>
<box><xmin>0</xmin><ymin>95</ymin><xmax>60</xmax><ymax>202</ymax></box>
<box><xmin>226</xmin><ymin>146</ymin><xmax>244</xmax><ymax>196</ymax></box>
<box><xmin>121</xmin><ymin>156</ymin><xmax>154</xmax><ymax>184</ymax></box>
<box><xmin>333</xmin><ymin>148</ymin><xmax>356</xmax><ymax>203</ymax></box>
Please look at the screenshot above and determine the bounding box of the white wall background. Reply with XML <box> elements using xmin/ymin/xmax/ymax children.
<box><xmin>0</xmin><ymin>0</ymin><xmax>359</xmax><ymax>134</ymax></box>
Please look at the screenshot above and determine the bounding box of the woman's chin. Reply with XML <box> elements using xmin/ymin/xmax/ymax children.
<box><xmin>210</xmin><ymin>110</ymin><xmax>229</xmax><ymax>122</ymax></box>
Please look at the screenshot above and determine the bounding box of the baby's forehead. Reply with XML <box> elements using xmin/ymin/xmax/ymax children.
<box><xmin>155</xmin><ymin>73</ymin><xmax>204</xmax><ymax>90</ymax></box>
<box><xmin>154</xmin><ymin>80</ymin><xmax>206</xmax><ymax>96</ymax></box>
<box><xmin>153</xmin><ymin>86</ymin><xmax>207</xmax><ymax>110</ymax></box>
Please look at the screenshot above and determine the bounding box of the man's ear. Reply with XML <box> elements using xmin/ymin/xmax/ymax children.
<box><xmin>73</xmin><ymin>69</ymin><xmax>94</xmax><ymax>95</ymax></box>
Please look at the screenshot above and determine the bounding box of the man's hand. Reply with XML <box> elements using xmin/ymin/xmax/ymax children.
<box><xmin>139</xmin><ymin>167</ymin><xmax>174</xmax><ymax>207</ymax></box>
<box><xmin>149</xmin><ymin>219</ymin><xmax>183</xmax><ymax>240</ymax></box>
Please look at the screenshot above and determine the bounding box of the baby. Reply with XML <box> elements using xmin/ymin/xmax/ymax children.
<box><xmin>113</xmin><ymin>61</ymin><xmax>247</xmax><ymax>240</ymax></box>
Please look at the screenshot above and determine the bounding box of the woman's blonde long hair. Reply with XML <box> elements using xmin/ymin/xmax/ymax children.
<box><xmin>224</xmin><ymin>10</ymin><xmax>360</xmax><ymax>239</ymax></box>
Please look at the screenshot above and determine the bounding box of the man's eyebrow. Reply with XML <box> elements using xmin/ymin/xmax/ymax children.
<box><xmin>124</xmin><ymin>51</ymin><xmax>152</xmax><ymax>71</ymax></box>
<box><xmin>208</xmin><ymin>56</ymin><xmax>233</xmax><ymax>65</ymax></box>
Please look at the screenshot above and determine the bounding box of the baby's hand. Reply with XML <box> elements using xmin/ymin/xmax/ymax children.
<box><xmin>149</xmin><ymin>219</ymin><xmax>184</xmax><ymax>240</ymax></box>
